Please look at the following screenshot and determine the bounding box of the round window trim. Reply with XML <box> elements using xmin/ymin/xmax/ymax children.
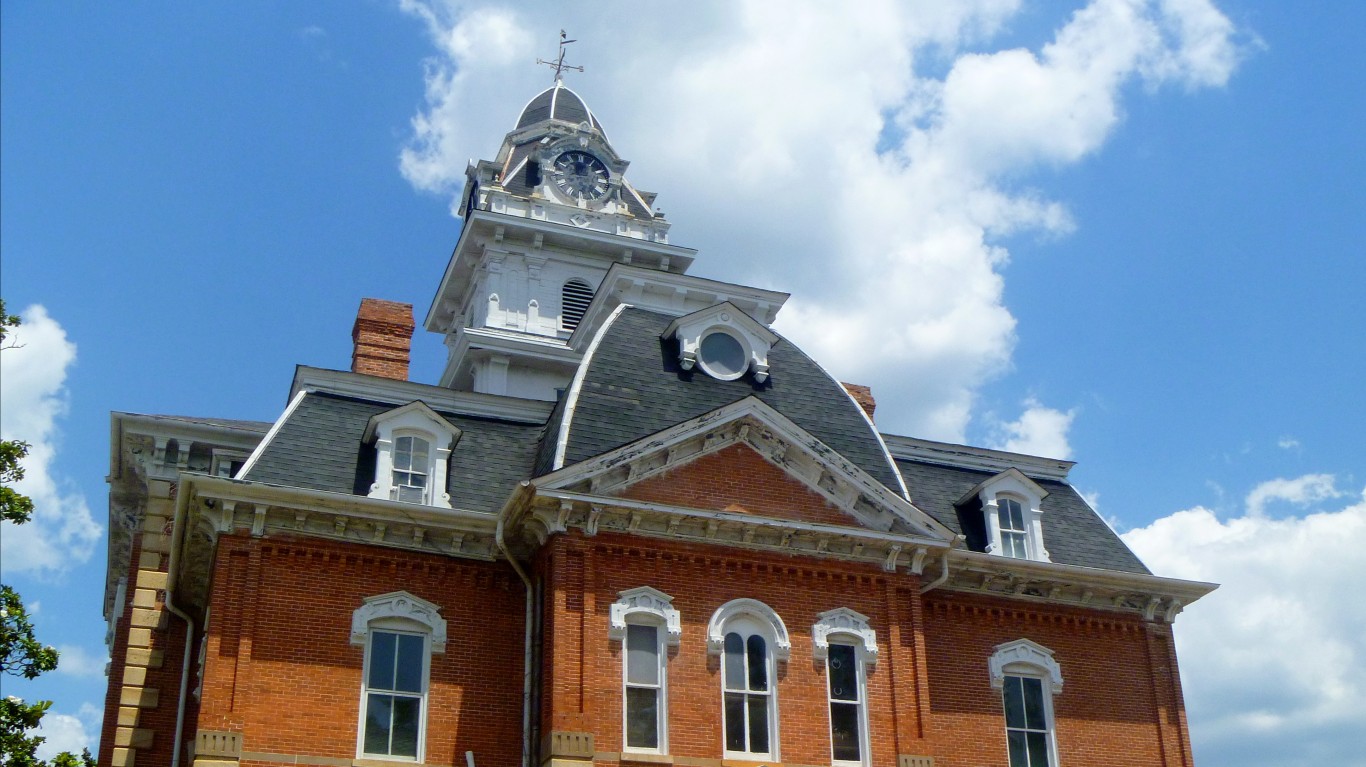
<box><xmin>696</xmin><ymin>327</ymin><xmax>750</xmax><ymax>381</ymax></box>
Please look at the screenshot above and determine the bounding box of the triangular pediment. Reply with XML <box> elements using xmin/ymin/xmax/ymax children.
<box><xmin>536</xmin><ymin>397</ymin><xmax>953</xmax><ymax>541</ymax></box>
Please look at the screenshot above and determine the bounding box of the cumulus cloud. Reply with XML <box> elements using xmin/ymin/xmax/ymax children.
<box><xmin>0</xmin><ymin>305</ymin><xmax>101</xmax><ymax>575</ymax></box>
<box><xmin>396</xmin><ymin>0</ymin><xmax>1242</xmax><ymax>440</ymax></box>
<box><xmin>1244</xmin><ymin>473</ymin><xmax>1342</xmax><ymax>517</ymax></box>
<box><xmin>1123</xmin><ymin>478</ymin><xmax>1366</xmax><ymax>767</ymax></box>
<box><xmin>32</xmin><ymin>702</ymin><xmax>101</xmax><ymax>761</ymax></box>
<box><xmin>988</xmin><ymin>398</ymin><xmax>1077</xmax><ymax>458</ymax></box>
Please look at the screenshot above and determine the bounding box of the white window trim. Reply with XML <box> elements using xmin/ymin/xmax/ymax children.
<box><xmin>989</xmin><ymin>639</ymin><xmax>1063</xmax><ymax>767</ymax></box>
<box><xmin>611</xmin><ymin>587</ymin><xmax>680</xmax><ymax>755</ymax></box>
<box><xmin>813</xmin><ymin>609</ymin><xmax>876</xmax><ymax>767</ymax></box>
<box><xmin>352</xmin><ymin>592</ymin><xmax>447</xmax><ymax>763</ymax></box>
<box><xmin>363</xmin><ymin>402</ymin><xmax>462</xmax><ymax>509</ymax></box>
<box><xmin>664</xmin><ymin>303</ymin><xmax>778</xmax><ymax>383</ymax></box>
<box><xmin>709</xmin><ymin>599</ymin><xmax>787</xmax><ymax>761</ymax></box>
<box><xmin>969</xmin><ymin>469</ymin><xmax>1051</xmax><ymax>562</ymax></box>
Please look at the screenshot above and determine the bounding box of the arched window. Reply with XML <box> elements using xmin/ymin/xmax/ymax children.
<box><xmin>813</xmin><ymin>608</ymin><xmax>878</xmax><ymax>766</ymax></box>
<box><xmin>708</xmin><ymin>599</ymin><xmax>789</xmax><ymax>760</ymax></box>
<box><xmin>989</xmin><ymin>639</ymin><xmax>1063</xmax><ymax>767</ymax></box>
<box><xmin>996</xmin><ymin>496</ymin><xmax>1029</xmax><ymax>559</ymax></box>
<box><xmin>560</xmin><ymin>279</ymin><xmax>594</xmax><ymax>332</ymax></box>
<box><xmin>610</xmin><ymin>587</ymin><xmax>681</xmax><ymax>754</ymax></box>
<box><xmin>351</xmin><ymin>592</ymin><xmax>447</xmax><ymax>762</ymax></box>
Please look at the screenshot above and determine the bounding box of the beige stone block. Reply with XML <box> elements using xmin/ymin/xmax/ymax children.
<box><xmin>117</xmin><ymin>706</ymin><xmax>140</xmax><ymax>727</ymax></box>
<box><xmin>128</xmin><ymin>628</ymin><xmax>153</xmax><ymax>648</ymax></box>
<box><xmin>137</xmin><ymin>569</ymin><xmax>169</xmax><ymax>590</ymax></box>
<box><xmin>125</xmin><ymin>648</ymin><xmax>165</xmax><ymax>669</ymax></box>
<box><xmin>130</xmin><ymin>608</ymin><xmax>165</xmax><ymax>630</ymax></box>
<box><xmin>138</xmin><ymin>551</ymin><xmax>162</xmax><ymax>569</ymax></box>
<box><xmin>111</xmin><ymin>746</ymin><xmax>135</xmax><ymax>767</ymax></box>
<box><xmin>147</xmin><ymin>483</ymin><xmax>173</xmax><ymax>503</ymax></box>
<box><xmin>191</xmin><ymin>761</ymin><xmax>238</xmax><ymax>767</ymax></box>
<box><xmin>132</xmin><ymin>588</ymin><xmax>157</xmax><ymax>609</ymax></box>
<box><xmin>114</xmin><ymin>727</ymin><xmax>155</xmax><ymax>749</ymax></box>
<box><xmin>140</xmin><ymin>533</ymin><xmax>170</xmax><ymax>553</ymax></box>
<box><xmin>120</xmin><ymin>686</ymin><xmax>159</xmax><ymax>708</ymax></box>
<box><xmin>123</xmin><ymin>665</ymin><xmax>147</xmax><ymax>687</ymax></box>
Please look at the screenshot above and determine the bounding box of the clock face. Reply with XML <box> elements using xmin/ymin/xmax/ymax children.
<box><xmin>551</xmin><ymin>151</ymin><xmax>610</xmax><ymax>201</ymax></box>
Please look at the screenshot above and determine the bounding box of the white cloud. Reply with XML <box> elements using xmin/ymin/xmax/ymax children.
<box><xmin>33</xmin><ymin>703</ymin><xmax>99</xmax><ymax>761</ymax></box>
<box><xmin>1277</xmin><ymin>435</ymin><xmax>1301</xmax><ymax>450</ymax></box>
<box><xmin>0</xmin><ymin>305</ymin><xmax>101</xmax><ymax>576</ymax></box>
<box><xmin>396</xmin><ymin>0</ymin><xmax>1242</xmax><ymax>441</ymax></box>
<box><xmin>1123</xmin><ymin>479</ymin><xmax>1366</xmax><ymax>767</ymax></box>
<box><xmin>988</xmin><ymin>398</ymin><xmax>1077</xmax><ymax>458</ymax></box>
<box><xmin>1244</xmin><ymin>473</ymin><xmax>1342</xmax><ymax>517</ymax></box>
<box><xmin>54</xmin><ymin>645</ymin><xmax>109</xmax><ymax>679</ymax></box>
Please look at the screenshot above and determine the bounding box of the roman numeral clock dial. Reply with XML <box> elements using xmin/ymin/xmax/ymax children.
<box><xmin>551</xmin><ymin>150</ymin><xmax>609</xmax><ymax>201</ymax></box>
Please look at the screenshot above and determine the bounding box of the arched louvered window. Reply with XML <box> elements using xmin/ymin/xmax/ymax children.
<box><xmin>561</xmin><ymin>279</ymin><xmax>594</xmax><ymax>332</ymax></box>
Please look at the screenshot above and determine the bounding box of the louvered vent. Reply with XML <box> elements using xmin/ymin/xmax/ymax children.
<box><xmin>561</xmin><ymin>279</ymin><xmax>594</xmax><ymax>331</ymax></box>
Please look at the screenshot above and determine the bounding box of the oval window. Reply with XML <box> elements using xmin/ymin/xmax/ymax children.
<box><xmin>698</xmin><ymin>331</ymin><xmax>748</xmax><ymax>380</ymax></box>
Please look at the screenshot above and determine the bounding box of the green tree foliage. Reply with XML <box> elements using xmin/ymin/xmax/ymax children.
<box><xmin>0</xmin><ymin>301</ymin><xmax>95</xmax><ymax>766</ymax></box>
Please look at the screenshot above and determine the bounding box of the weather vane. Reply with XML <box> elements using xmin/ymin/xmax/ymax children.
<box><xmin>537</xmin><ymin>29</ymin><xmax>584</xmax><ymax>83</ymax></box>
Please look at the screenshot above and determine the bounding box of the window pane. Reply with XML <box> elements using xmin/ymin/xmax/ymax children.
<box><xmin>625</xmin><ymin>687</ymin><xmax>660</xmax><ymax>749</ymax></box>
<box><xmin>724</xmin><ymin>692</ymin><xmax>746</xmax><ymax>751</ymax></box>
<box><xmin>410</xmin><ymin>439</ymin><xmax>429</xmax><ymax>464</ymax></box>
<box><xmin>746</xmin><ymin>695</ymin><xmax>770</xmax><ymax>754</ymax></box>
<box><xmin>1004</xmin><ymin>532</ymin><xmax>1028</xmax><ymax>558</ymax></box>
<box><xmin>394</xmin><ymin>634</ymin><xmax>424</xmax><ymax>693</ymax></box>
<box><xmin>391</xmin><ymin>696</ymin><xmax>421</xmax><ymax>758</ymax></box>
<box><xmin>746</xmin><ymin>634</ymin><xmax>768</xmax><ymax>691</ymax></box>
<box><xmin>830</xmin><ymin>701</ymin><xmax>861</xmax><ymax>761</ymax></box>
<box><xmin>369</xmin><ymin>632</ymin><xmax>397</xmax><ymax>689</ymax></box>
<box><xmin>1022</xmin><ymin>676</ymin><xmax>1046</xmax><ymax>730</ymax></box>
<box><xmin>364</xmin><ymin>693</ymin><xmax>393</xmax><ymax>755</ymax></box>
<box><xmin>1003</xmin><ymin>676</ymin><xmax>1025</xmax><ymax>729</ymax></box>
<box><xmin>828</xmin><ymin>645</ymin><xmax>858</xmax><ymax>701</ymax></box>
<box><xmin>1026</xmin><ymin>731</ymin><xmax>1050</xmax><ymax>767</ymax></box>
<box><xmin>626</xmin><ymin>624</ymin><xmax>659</xmax><ymax>685</ymax></box>
<box><xmin>1007</xmin><ymin>730</ymin><xmax>1029</xmax><ymax>767</ymax></box>
<box><xmin>723</xmin><ymin>633</ymin><xmax>745</xmax><ymax>690</ymax></box>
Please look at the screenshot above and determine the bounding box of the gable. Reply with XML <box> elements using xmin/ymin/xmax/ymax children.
<box><xmin>611</xmin><ymin>443</ymin><xmax>858</xmax><ymax>528</ymax></box>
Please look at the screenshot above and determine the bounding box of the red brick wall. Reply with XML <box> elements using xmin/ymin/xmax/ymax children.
<box><xmin>196</xmin><ymin>533</ymin><xmax>526</xmax><ymax>767</ymax></box>
<box><xmin>535</xmin><ymin>531</ymin><xmax>1194</xmax><ymax>767</ymax></box>
<box><xmin>351</xmin><ymin>298</ymin><xmax>414</xmax><ymax>381</ymax></box>
<box><xmin>614</xmin><ymin>444</ymin><xmax>857</xmax><ymax>528</ymax></box>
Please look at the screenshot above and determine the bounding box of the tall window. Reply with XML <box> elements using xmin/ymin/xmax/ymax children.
<box><xmin>362</xmin><ymin>630</ymin><xmax>426</xmax><ymax>759</ymax></box>
<box><xmin>392</xmin><ymin>436</ymin><xmax>430</xmax><ymax>504</ymax></box>
<box><xmin>561</xmin><ymin>279</ymin><xmax>594</xmax><ymax>332</ymax></box>
<box><xmin>1002</xmin><ymin>675</ymin><xmax>1052</xmax><ymax>767</ymax></box>
<box><xmin>610</xmin><ymin>587</ymin><xmax>680</xmax><ymax>755</ymax></box>
<box><xmin>997</xmin><ymin>497</ymin><xmax>1029</xmax><ymax>559</ymax></box>
<box><xmin>723</xmin><ymin>621</ymin><xmax>774</xmax><ymax>757</ymax></box>
<box><xmin>826</xmin><ymin>643</ymin><xmax>864</xmax><ymax>763</ymax></box>
<box><xmin>624</xmin><ymin>623</ymin><xmax>665</xmax><ymax>750</ymax></box>
<box><xmin>989</xmin><ymin>639</ymin><xmax>1063</xmax><ymax>767</ymax></box>
<box><xmin>351</xmin><ymin>591</ymin><xmax>446</xmax><ymax>764</ymax></box>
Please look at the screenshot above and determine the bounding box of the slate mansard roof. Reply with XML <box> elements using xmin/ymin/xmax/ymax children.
<box><xmin>537</xmin><ymin>307</ymin><xmax>905</xmax><ymax>493</ymax></box>
<box><xmin>242</xmin><ymin>390</ymin><xmax>542</xmax><ymax>514</ymax></box>
<box><xmin>516</xmin><ymin>82</ymin><xmax>605</xmax><ymax>134</ymax></box>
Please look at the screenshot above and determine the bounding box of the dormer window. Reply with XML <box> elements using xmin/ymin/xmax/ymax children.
<box><xmin>664</xmin><ymin>302</ymin><xmax>779</xmax><ymax>383</ymax></box>
<box><xmin>959</xmin><ymin>468</ymin><xmax>1051</xmax><ymax>562</ymax></box>
<box><xmin>363</xmin><ymin>402</ymin><xmax>462</xmax><ymax>509</ymax></box>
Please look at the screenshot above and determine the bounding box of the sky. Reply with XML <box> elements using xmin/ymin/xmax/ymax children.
<box><xmin>1</xmin><ymin>1</ymin><xmax>1363</xmax><ymax>764</ymax></box>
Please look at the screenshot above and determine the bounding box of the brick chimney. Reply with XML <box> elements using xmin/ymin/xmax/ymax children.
<box><xmin>351</xmin><ymin>299</ymin><xmax>414</xmax><ymax>381</ymax></box>
<box><xmin>841</xmin><ymin>382</ymin><xmax>876</xmax><ymax>420</ymax></box>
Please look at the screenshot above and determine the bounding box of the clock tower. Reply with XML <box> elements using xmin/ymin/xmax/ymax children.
<box><xmin>424</xmin><ymin>80</ymin><xmax>698</xmax><ymax>400</ymax></box>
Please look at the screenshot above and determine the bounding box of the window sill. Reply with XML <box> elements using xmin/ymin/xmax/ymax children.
<box><xmin>619</xmin><ymin>753</ymin><xmax>674</xmax><ymax>765</ymax></box>
<box><xmin>721</xmin><ymin>759</ymin><xmax>782</xmax><ymax>767</ymax></box>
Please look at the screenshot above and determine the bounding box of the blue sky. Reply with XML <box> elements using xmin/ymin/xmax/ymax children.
<box><xmin>2</xmin><ymin>2</ymin><xmax>1363</xmax><ymax>765</ymax></box>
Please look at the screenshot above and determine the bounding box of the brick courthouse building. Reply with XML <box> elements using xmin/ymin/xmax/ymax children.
<box><xmin>98</xmin><ymin>79</ymin><xmax>1214</xmax><ymax>767</ymax></box>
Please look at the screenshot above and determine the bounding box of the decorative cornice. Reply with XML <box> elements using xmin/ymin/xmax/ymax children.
<box><xmin>350</xmin><ymin>591</ymin><xmax>448</xmax><ymax>653</ymax></box>
<box><xmin>706</xmin><ymin>598</ymin><xmax>791</xmax><ymax>661</ymax></box>
<box><xmin>989</xmin><ymin>638</ymin><xmax>1063</xmax><ymax>694</ymax></box>
<box><xmin>882</xmin><ymin>434</ymin><xmax>1074</xmax><ymax>481</ymax></box>
<box><xmin>290</xmin><ymin>366</ymin><xmax>554</xmax><ymax>425</ymax></box>
<box><xmin>812</xmin><ymin>608</ymin><xmax>879</xmax><ymax>665</ymax></box>
<box><xmin>608</xmin><ymin>587</ymin><xmax>681</xmax><ymax>646</ymax></box>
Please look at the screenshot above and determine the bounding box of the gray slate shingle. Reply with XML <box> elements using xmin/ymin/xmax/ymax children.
<box><xmin>244</xmin><ymin>392</ymin><xmax>542</xmax><ymax>514</ymax></box>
